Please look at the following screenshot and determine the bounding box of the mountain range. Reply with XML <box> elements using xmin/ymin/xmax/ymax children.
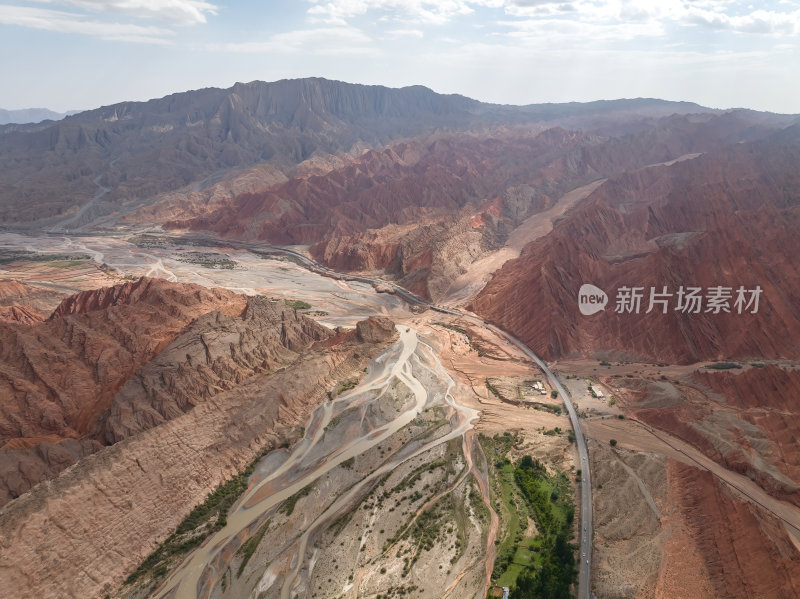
<box><xmin>0</xmin><ymin>77</ymin><xmax>737</xmax><ymax>226</ymax></box>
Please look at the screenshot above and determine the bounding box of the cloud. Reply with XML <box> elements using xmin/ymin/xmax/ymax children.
<box><xmin>0</xmin><ymin>4</ymin><xmax>174</xmax><ymax>42</ymax></box>
<box><xmin>28</xmin><ymin>0</ymin><xmax>218</xmax><ymax>24</ymax></box>
<box><xmin>303</xmin><ymin>0</ymin><xmax>800</xmax><ymax>41</ymax></box>
<box><xmin>210</xmin><ymin>26</ymin><xmax>374</xmax><ymax>55</ymax></box>
<box><xmin>386</xmin><ymin>27</ymin><xmax>424</xmax><ymax>37</ymax></box>
<box><xmin>685</xmin><ymin>7</ymin><xmax>800</xmax><ymax>35</ymax></box>
<box><xmin>306</xmin><ymin>0</ymin><xmax>484</xmax><ymax>25</ymax></box>
<box><xmin>499</xmin><ymin>16</ymin><xmax>664</xmax><ymax>41</ymax></box>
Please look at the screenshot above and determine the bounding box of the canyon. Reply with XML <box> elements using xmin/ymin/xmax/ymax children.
<box><xmin>1</xmin><ymin>77</ymin><xmax>800</xmax><ymax>599</ymax></box>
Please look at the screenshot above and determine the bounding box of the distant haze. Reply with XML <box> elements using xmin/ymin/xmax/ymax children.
<box><xmin>0</xmin><ymin>108</ymin><xmax>78</xmax><ymax>125</ymax></box>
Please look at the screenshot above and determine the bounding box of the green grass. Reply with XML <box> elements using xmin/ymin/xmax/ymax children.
<box><xmin>389</xmin><ymin>460</ymin><xmax>446</xmax><ymax>496</ymax></box>
<box><xmin>494</xmin><ymin>462</ymin><xmax>531</xmax><ymax>586</ymax></box>
<box><xmin>479</xmin><ymin>433</ymin><xmax>577</xmax><ymax>596</ymax></box>
<box><xmin>480</xmin><ymin>433</ymin><xmax>530</xmax><ymax>586</ymax></box>
<box><xmin>51</xmin><ymin>260</ymin><xmax>89</xmax><ymax>268</ymax></box>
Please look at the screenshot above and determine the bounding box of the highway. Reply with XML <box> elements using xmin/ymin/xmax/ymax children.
<box><xmin>493</xmin><ymin>328</ymin><xmax>592</xmax><ymax>599</ymax></box>
<box><xmin>142</xmin><ymin>233</ymin><xmax>594</xmax><ymax>598</ymax></box>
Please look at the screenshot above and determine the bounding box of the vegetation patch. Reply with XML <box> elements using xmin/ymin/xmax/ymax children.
<box><xmin>252</xmin><ymin>250</ymin><xmax>306</xmax><ymax>267</ymax></box>
<box><xmin>388</xmin><ymin>460</ymin><xmax>446</xmax><ymax>496</ymax></box>
<box><xmin>128</xmin><ymin>234</ymin><xmax>174</xmax><ymax>248</ymax></box>
<box><xmin>480</xmin><ymin>433</ymin><xmax>577</xmax><ymax>598</ymax></box>
<box><xmin>123</xmin><ymin>447</ymin><xmax>270</xmax><ymax>586</ymax></box>
<box><xmin>279</xmin><ymin>483</ymin><xmax>313</xmax><ymax>516</ymax></box>
<box><xmin>236</xmin><ymin>519</ymin><xmax>270</xmax><ymax>577</ymax></box>
<box><xmin>336</xmin><ymin>380</ymin><xmax>358</xmax><ymax>394</ymax></box>
<box><xmin>392</xmin><ymin>495</ymin><xmax>462</xmax><ymax>577</ymax></box>
<box><xmin>285</xmin><ymin>299</ymin><xmax>312</xmax><ymax>310</ymax></box>
<box><xmin>326</xmin><ymin>510</ymin><xmax>355</xmax><ymax>538</ymax></box>
<box><xmin>705</xmin><ymin>362</ymin><xmax>742</xmax><ymax>370</ymax></box>
<box><xmin>529</xmin><ymin>402</ymin><xmax>561</xmax><ymax>415</ymax></box>
<box><xmin>486</xmin><ymin>380</ymin><xmax>502</xmax><ymax>399</ymax></box>
<box><xmin>0</xmin><ymin>250</ymin><xmax>92</xmax><ymax>265</ymax></box>
<box><xmin>176</xmin><ymin>252</ymin><xmax>237</xmax><ymax>269</ymax></box>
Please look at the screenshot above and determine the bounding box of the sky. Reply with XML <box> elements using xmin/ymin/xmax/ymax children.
<box><xmin>0</xmin><ymin>0</ymin><xmax>798</xmax><ymax>113</ymax></box>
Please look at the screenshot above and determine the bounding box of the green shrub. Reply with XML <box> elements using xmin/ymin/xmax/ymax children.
<box><xmin>279</xmin><ymin>484</ymin><xmax>313</xmax><ymax>516</ymax></box>
<box><xmin>236</xmin><ymin>519</ymin><xmax>270</xmax><ymax>577</ymax></box>
<box><xmin>285</xmin><ymin>299</ymin><xmax>312</xmax><ymax>310</ymax></box>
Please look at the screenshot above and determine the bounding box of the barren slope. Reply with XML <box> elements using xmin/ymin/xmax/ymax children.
<box><xmin>0</xmin><ymin>278</ymin><xmax>334</xmax><ymax>505</ymax></box>
<box><xmin>473</xmin><ymin>125</ymin><xmax>800</xmax><ymax>363</ymax></box>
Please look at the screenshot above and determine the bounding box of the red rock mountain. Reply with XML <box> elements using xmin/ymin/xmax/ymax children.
<box><xmin>0</xmin><ymin>279</ymin><xmax>65</xmax><ymax>315</ymax></box>
<box><xmin>0</xmin><ymin>278</ymin><xmax>334</xmax><ymax>506</ymax></box>
<box><xmin>472</xmin><ymin>125</ymin><xmax>800</xmax><ymax>363</ymax></box>
<box><xmin>169</xmin><ymin>112</ymin><xmax>785</xmax><ymax>300</ymax></box>
<box><xmin>0</xmin><ymin>304</ymin><xmax>45</xmax><ymax>325</ymax></box>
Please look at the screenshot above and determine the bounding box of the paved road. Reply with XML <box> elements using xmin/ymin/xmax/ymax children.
<box><xmin>496</xmin><ymin>330</ymin><xmax>592</xmax><ymax>599</ymax></box>
<box><xmin>109</xmin><ymin>233</ymin><xmax>594</xmax><ymax>598</ymax></box>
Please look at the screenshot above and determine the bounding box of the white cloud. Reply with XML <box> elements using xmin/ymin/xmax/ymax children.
<box><xmin>0</xmin><ymin>0</ymin><xmax>217</xmax><ymax>44</ymax></box>
<box><xmin>307</xmin><ymin>0</ymin><xmax>484</xmax><ymax>25</ymax></box>
<box><xmin>0</xmin><ymin>4</ymin><xmax>174</xmax><ymax>42</ymax></box>
<box><xmin>499</xmin><ymin>16</ymin><xmax>664</xmax><ymax>41</ymax></box>
<box><xmin>28</xmin><ymin>0</ymin><xmax>218</xmax><ymax>24</ymax></box>
<box><xmin>304</xmin><ymin>0</ymin><xmax>800</xmax><ymax>40</ymax></box>
<box><xmin>685</xmin><ymin>6</ymin><xmax>800</xmax><ymax>34</ymax></box>
<box><xmin>33</xmin><ymin>0</ymin><xmax>217</xmax><ymax>25</ymax></box>
<box><xmin>385</xmin><ymin>27</ymin><xmax>424</xmax><ymax>37</ymax></box>
<box><xmin>210</xmin><ymin>26</ymin><xmax>374</xmax><ymax>55</ymax></box>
